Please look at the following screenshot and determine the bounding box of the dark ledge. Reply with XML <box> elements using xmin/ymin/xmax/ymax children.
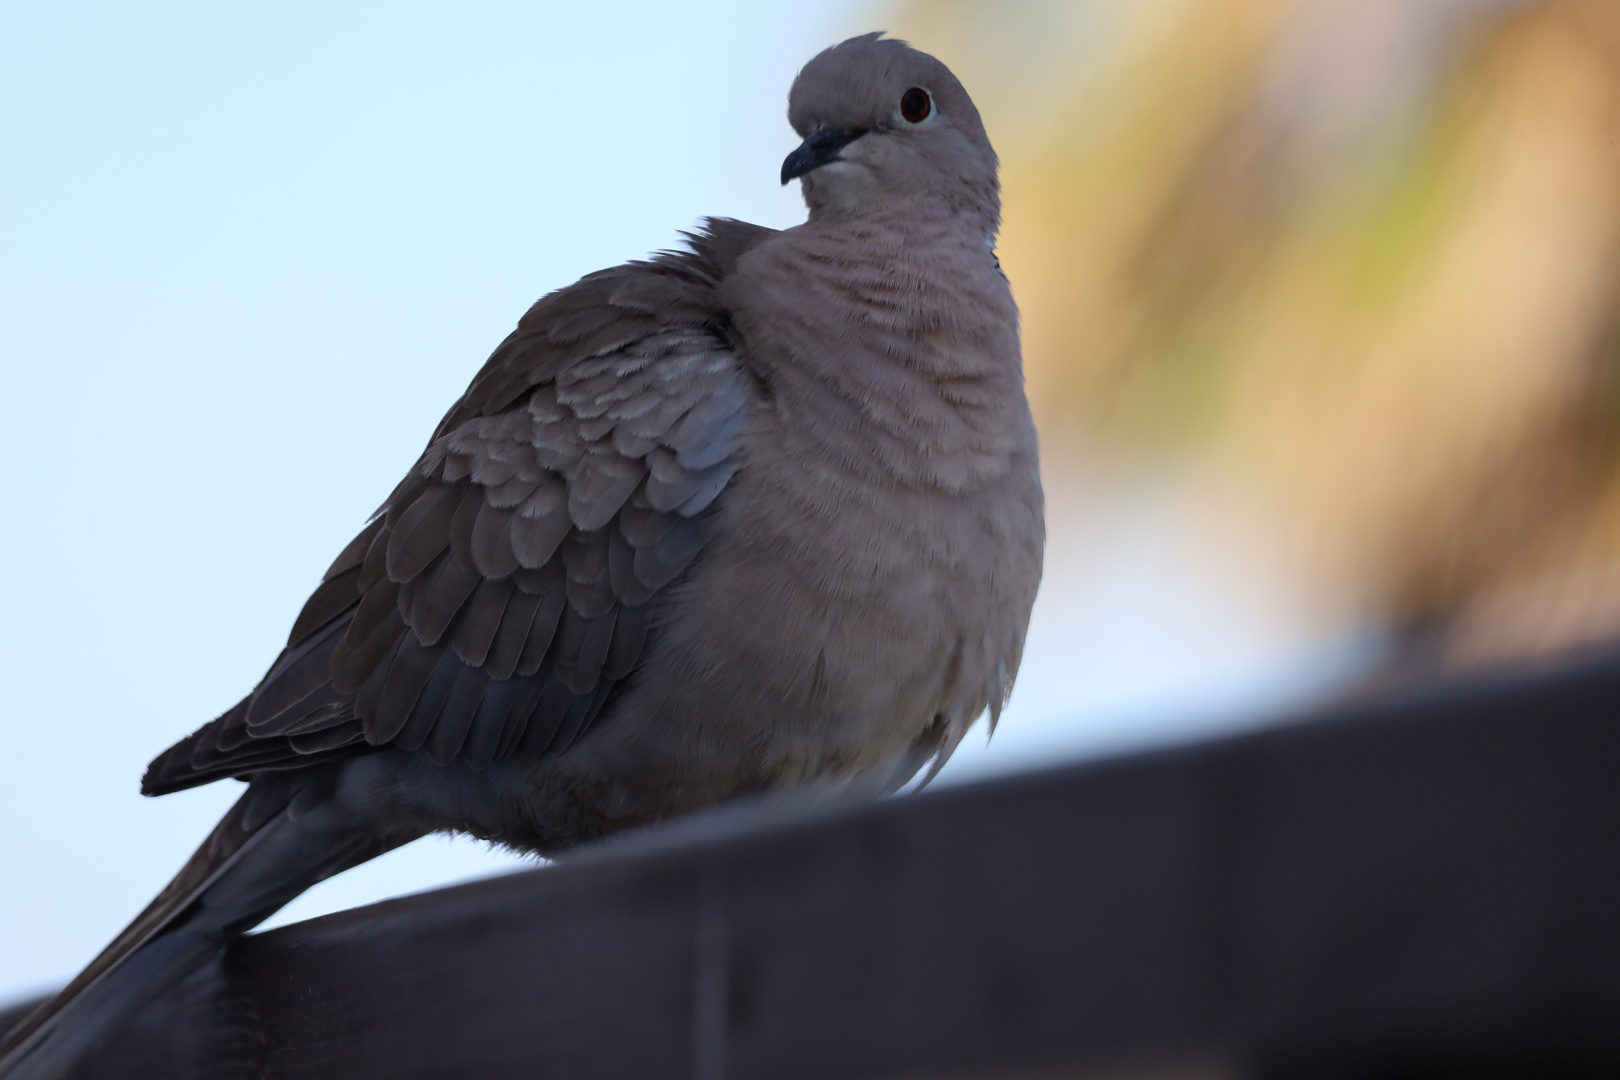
<box><xmin>6</xmin><ymin>650</ymin><xmax>1620</xmax><ymax>1079</ymax></box>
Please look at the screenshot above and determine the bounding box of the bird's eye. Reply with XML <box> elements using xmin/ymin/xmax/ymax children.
<box><xmin>899</xmin><ymin>87</ymin><xmax>932</xmax><ymax>124</ymax></box>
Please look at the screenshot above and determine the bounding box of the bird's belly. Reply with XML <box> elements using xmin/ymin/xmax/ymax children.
<box><xmin>529</xmin><ymin>468</ymin><xmax>1035</xmax><ymax>837</ymax></box>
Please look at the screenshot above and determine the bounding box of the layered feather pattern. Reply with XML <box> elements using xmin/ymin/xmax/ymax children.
<box><xmin>142</xmin><ymin>222</ymin><xmax>768</xmax><ymax>795</ymax></box>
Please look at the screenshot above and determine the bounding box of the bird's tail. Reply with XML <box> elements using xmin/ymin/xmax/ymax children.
<box><xmin>0</xmin><ymin>769</ymin><xmax>410</xmax><ymax>1079</ymax></box>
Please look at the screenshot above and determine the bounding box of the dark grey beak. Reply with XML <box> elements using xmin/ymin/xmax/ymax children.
<box><xmin>781</xmin><ymin>128</ymin><xmax>868</xmax><ymax>185</ymax></box>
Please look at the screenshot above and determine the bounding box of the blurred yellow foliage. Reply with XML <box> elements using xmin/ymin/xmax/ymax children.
<box><xmin>879</xmin><ymin>0</ymin><xmax>1620</xmax><ymax>669</ymax></box>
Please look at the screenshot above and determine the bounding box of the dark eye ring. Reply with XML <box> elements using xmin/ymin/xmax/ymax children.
<box><xmin>899</xmin><ymin>86</ymin><xmax>932</xmax><ymax>124</ymax></box>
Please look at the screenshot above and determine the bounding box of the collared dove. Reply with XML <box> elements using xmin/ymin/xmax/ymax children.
<box><xmin>0</xmin><ymin>32</ymin><xmax>1042</xmax><ymax>1077</ymax></box>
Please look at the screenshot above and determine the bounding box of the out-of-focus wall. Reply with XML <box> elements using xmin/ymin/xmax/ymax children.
<box><xmin>878</xmin><ymin>0</ymin><xmax>1620</xmax><ymax>671</ymax></box>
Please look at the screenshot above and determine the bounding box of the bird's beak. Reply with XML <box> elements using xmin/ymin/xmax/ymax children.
<box><xmin>781</xmin><ymin>128</ymin><xmax>868</xmax><ymax>185</ymax></box>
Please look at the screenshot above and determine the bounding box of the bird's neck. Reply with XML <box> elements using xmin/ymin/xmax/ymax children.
<box><xmin>725</xmin><ymin>208</ymin><xmax>1030</xmax><ymax>494</ymax></box>
<box><xmin>806</xmin><ymin>196</ymin><xmax>1000</xmax><ymax>258</ymax></box>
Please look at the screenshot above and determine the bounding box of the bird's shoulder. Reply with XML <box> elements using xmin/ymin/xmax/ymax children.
<box><xmin>436</xmin><ymin>217</ymin><xmax>776</xmax><ymax>434</ymax></box>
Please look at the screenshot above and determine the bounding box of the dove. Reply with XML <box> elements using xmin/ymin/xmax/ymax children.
<box><xmin>0</xmin><ymin>32</ymin><xmax>1042</xmax><ymax>1078</ymax></box>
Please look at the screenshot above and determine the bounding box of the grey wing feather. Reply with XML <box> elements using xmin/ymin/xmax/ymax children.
<box><xmin>142</xmin><ymin>220</ymin><xmax>773</xmax><ymax>796</ymax></box>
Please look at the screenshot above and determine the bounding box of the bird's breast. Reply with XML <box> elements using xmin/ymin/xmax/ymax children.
<box><xmin>543</xmin><ymin>216</ymin><xmax>1044</xmax><ymax>822</ymax></box>
<box><xmin>668</xmin><ymin>219</ymin><xmax>1044</xmax><ymax>779</ymax></box>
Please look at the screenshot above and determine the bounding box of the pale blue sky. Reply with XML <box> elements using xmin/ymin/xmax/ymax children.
<box><xmin>0</xmin><ymin>1</ymin><xmax>1367</xmax><ymax>1002</ymax></box>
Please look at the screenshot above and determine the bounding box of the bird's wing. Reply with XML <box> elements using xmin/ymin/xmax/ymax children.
<box><xmin>144</xmin><ymin>223</ymin><xmax>771</xmax><ymax>795</ymax></box>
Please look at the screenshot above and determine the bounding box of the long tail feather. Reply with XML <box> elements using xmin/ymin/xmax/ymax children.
<box><xmin>0</xmin><ymin>770</ymin><xmax>410</xmax><ymax>1079</ymax></box>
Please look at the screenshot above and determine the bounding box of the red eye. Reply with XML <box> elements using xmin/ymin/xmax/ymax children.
<box><xmin>900</xmin><ymin>87</ymin><xmax>932</xmax><ymax>124</ymax></box>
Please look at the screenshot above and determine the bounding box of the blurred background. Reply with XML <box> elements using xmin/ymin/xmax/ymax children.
<box><xmin>4</xmin><ymin>0</ymin><xmax>1619</xmax><ymax>1005</ymax></box>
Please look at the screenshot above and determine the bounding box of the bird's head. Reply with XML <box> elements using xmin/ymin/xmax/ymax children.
<box><xmin>782</xmin><ymin>33</ymin><xmax>998</xmax><ymax>225</ymax></box>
